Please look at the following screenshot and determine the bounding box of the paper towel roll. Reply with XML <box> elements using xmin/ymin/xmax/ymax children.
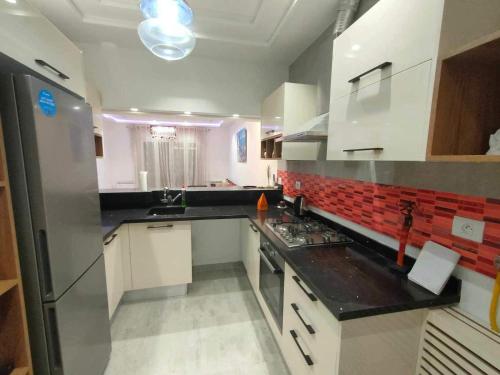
<box><xmin>139</xmin><ymin>171</ymin><xmax>148</xmax><ymax>192</ymax></box>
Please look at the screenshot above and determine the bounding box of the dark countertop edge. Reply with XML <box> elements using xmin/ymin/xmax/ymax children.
<box><xmin>101</xmin><ymin>206</ymin><xmax>461</xmax><ymax>321</ymax></box>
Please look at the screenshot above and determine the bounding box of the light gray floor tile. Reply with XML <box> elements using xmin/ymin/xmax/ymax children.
<box><xmin>104</xmin><ymin>263</ymin><xmax>289</xmax><ymax>375</ymax></box>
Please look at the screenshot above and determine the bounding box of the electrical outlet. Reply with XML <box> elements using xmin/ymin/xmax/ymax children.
<box><xmin>452</xmin><ymin>216</ymin><xmax>485</xmax><ymax>243</ymax></box>
<box><xmin>277</xmin><ymin>177</ymin><xmax>282</xmax><ymax>185</ymax></box>
<box><xmin>295</xmin><ymin>180</ymin><xmax>301</xmax><ymax>190</ymax></box>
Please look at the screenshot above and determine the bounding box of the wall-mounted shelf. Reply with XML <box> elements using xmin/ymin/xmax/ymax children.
<box><xmin>428</xmin><ymin>30</ymin><xmax>500</xmax><ymax>161</ymax></box>
<box><xmin>0</xmin><ymin>279</ymin><xmax>18</xmax><ymax>297</ymax></box>
<box><xmin>94</xmin><ymin>134</ymin><xmax>103</xmax><ymax>158</ymax></box>
<box><xmin>0</xmin><ymin>123</ymin><xmax>32</xmax><ymax>374</ymax></box>
<box><xmin>260</xmin><ymin>134</ymin><xmax>282</xmax><ymax>160</ymax></box>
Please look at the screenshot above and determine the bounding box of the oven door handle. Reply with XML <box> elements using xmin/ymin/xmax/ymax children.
<box><xmin>258</xmin><ymin>248</ymin><xmax>281</xmax><ymax>274</ymax></box>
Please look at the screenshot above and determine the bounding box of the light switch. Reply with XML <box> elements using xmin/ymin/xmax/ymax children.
<box><xmin>452</xmin><ymin>216</ymin><xmax>485</xmax><ymax>243</ymax></box>
<box><xmin>295</xmin><ymin>181</ymin><xmax>301</xmax><ymax>190</ymax></box>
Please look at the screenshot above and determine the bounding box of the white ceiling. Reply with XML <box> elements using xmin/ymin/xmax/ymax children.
<box><xmin>103</xmin><ymin>110</ymin><xmax>256</xmax><ymax>128</ymax></box>
<box><xmin>29</xmin><ymin>0</ymin><xmax>340</xmax><ymax>64</ymax></box>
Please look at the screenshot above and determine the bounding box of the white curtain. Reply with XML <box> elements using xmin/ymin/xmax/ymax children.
<box><xmin>131</xmin><ymin>126</ymin><xmax>208</xmax><ymax>189</ymax></box>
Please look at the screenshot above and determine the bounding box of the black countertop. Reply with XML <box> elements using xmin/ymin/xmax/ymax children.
<box><xmin>101</xmin><ymin>205</ymin><xmax>461</xmax><ymax>321</ymax></box>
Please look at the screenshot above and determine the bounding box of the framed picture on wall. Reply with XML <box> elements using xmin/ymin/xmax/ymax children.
<box><xmin>237</xmin><ymin>128</ymin><xmax>247</xmax><ymax>163</ymax></box>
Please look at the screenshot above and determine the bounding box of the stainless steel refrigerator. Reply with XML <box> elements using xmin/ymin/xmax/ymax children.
<box><xmin>0</xmin><ymin>74</ymin><xmax>111</xmax><ymax>375</ymax></box>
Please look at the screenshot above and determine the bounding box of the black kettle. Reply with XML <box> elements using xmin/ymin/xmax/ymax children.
<box><xmin>294</xmin><ymin>195</ymin><xmax>306</xmax><ymax>216</ymax></box>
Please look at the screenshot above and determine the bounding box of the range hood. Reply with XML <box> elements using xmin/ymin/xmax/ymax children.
<box><xmin>277</xmin><ymin>113</ymin><xmax>329</xmax><ymax>143</ymax></box>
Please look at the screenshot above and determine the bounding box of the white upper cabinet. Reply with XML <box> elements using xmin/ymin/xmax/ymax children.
<box><xmin>262</xmin><ymin>83</ymin><xmax>324</xmax><ymax>160</ymax></box>
<box><xmin>0</xmin><ymin>0</ymin><xmax>86</xmax><ymax>97</ymax></box>
<box><xmin>327</xmin><ymin>0</ymin><xmax>445</xmax><ymax>161</ymax></box>
<box><xmin>330</xmin><ymin>0</ymin><xmax>444</xmax><ymax>101</ymax></box>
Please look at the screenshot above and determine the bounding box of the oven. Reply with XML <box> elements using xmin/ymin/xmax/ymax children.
<box><xmin>259</xmin><ymin>235</ymin><xmax>285</xmax><ymax>331</ymax></box>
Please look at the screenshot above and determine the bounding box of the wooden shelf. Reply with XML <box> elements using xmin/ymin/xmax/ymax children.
<box><xmin>428</xmin><ymin>31</ymin><xmax>500</xmax><ymax>161</ymax></box>
<box><xmin>261</xmin><ymin>133</ymin><xmax>282</xmax><ymax>160</ymax></box>
<box><xmin>0</xmin><ymin>279</ymin><xmax>18</xmax><ymax>297</ymax></box>
<box><xmin>10</xmin><ymin>367</ymin><xmax>30</xmax><ymax>375</ymax></box>
<box><xmin>0</xmin><ymin>120</ymin><xmax>32</xmax><ymax>373</ymax></box>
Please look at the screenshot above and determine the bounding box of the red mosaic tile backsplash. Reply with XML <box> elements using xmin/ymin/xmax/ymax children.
<box><xmin>278</xmin><ymin>170</ymin><xmax>500</xmax><ymax>278</ymax></box>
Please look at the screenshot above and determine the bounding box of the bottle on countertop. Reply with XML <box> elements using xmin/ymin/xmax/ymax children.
<box><xmin>181</xmin><ymin>188</ymin><xmax>187</xmax><ymax>208</ymax></box>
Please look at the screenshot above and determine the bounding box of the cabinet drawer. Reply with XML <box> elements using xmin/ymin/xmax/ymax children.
<box><xmin>327</xmin><ymin>60</ymin><xmax>433</xmax><ymax>161</ymax></box>
<box><xmin>0</xmin><ymin>0</ymin><xmax>86</xmax><ymax>97</ymax></box>
<box><xmin>129</xmin><ymin>221</ymin><xmax>192</xmax><ymax>290</ymax></box>
<box><xmin>283</xmin><ymin>264</ymin><xmax>340</xmax><ymax>375</ymax></box>
<box><xmin>331</xmin><ymin>0</ymin><xmax>443</xmax><ymax>100</ymax></box>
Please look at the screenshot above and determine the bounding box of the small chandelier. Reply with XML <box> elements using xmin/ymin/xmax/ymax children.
<box><xmin>138</xmin><ymin>0</ymin><xmax>196</xmax><ymax>61</ymax></box>
<box><xmin>150</xmin><ymin>126</ymin><xmax>177</xmax><ymax>140</ymax></box>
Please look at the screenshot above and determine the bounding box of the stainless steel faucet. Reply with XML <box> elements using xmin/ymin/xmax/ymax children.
<box><xmin>161</xmin><ymin>187</ymin><xmax>182</xmax><ymax>205</ymax></box>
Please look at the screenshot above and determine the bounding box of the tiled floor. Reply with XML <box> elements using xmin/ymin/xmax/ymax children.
<box><xmin>104</xmin><ymin>263</ymin><xmax>290</xmax><ymax>375</ymax></box>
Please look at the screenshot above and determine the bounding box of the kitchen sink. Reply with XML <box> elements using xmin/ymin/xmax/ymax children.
<box><xmin>148</xmin><ymin>206</ymin><xmax>186</xmax><ymax>216</ymax></box>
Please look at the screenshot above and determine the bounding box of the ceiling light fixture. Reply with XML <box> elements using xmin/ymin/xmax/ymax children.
<box><xmin>130</xmin><ymin>107</ymin><xmax>139</xmax><ymax>112</ymax></box>
<box><xmin>232</xmin><ymin>114</ymin><xmax>240</xmax><ymax>118</ymax></box>
<box><xmin>4</xmin><ymin>0</ymin><xmax>17</xmax><ymax>4</ymax></box>
<box><xmin>102</xmin><ymin>113</ymin><xmax>223</xmax><ymax>128</ymax></box>
<box><xmin>184</xmin><ymin>111</ymin><xmax>192</xmax><ymax>115</ymax></box>
<box><xmin>138</xmin><ymin>0</ymin><xmax>196</xmax><ymax>61</ymax></box>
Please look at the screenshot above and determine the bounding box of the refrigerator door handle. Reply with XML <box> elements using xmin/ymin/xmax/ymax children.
<box><xmin>44</xmin><ymin>305</ymin><xmax>63</xmax><ymax>374</ymax></box>
<box><xmin>37</xmin><ymin>229</ymin><xmax>54</xmax><ymax>299</ymax></box>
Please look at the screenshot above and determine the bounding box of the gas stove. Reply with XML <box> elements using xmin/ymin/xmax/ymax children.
<box><xmin>265</xmin><ymin>213</ymin><xmax>353</xmax><ymax>248</ymax></box>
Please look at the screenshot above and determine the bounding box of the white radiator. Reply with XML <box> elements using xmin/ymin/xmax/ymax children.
<box><xmin>417</xmin><ymin>308</ymin><xmax>500</xmax><ymax>375</ymax></box>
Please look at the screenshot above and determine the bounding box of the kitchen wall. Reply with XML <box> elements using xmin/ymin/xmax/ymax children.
<box><xmin>96</xmin><ymin>119</ymin><xmax>231</xmax><ymax>189</ymax></box>
<box><xmin>283</xmin><ymin>0</ymin><xmax>500</xmax><ymax>326</ymax></box>
<box><xmin>82</xmin><ymin>42</ymin><xmax>289</xmax><ymax>117</ymax></box>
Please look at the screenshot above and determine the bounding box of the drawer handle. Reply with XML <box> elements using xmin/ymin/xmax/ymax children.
<box><xmin>35</xmin><ymin>59</ymin><xmax>70</xmax><ymax>80</ymax></box>
<box><xmin>104</xmin><ymin>233</ymin><xmax>118</xmax><ymax>246</ymax></box>
<box><xmin>291</xmin><ymin>303</ymin><xmax>315</xmax><ymax>335</ymax></box>
<box><xmin>249</xmin><ymin>224</ymin><xmax>258</xmax><ymax>233</ymax></box>
<box><xmin>147</xmin><ymin>224</ymin><xmax>174</xmax><ymax>229</ymax></box>
<box><xmin>292</xmin><ymin>276</ymin><xmax>317</xmax><ymax>301</ymax></box>
<box><xmin>343</xmin><ymin>147</ymin><xmax>384</xmax><ymax>152</ymax></box>
<box><xmin>348</xmin><ymin>61</ymin><xmax>392</xmax><ymax>83</ymax></box>
<box><xmin>290</xmin><ymin>330</ymin><xmax>314</xmax><ymax>366</ymax></box>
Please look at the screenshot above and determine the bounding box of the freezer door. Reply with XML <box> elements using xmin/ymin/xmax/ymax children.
<box><xmin>14</xmin><ymin>75</ymin><xmax>103</xmax><ymax>301</ymax></box>
<box><xmin>44</xmin><ymin>256</ymin><xmax>111</xmax><ymax>375</ymax></box>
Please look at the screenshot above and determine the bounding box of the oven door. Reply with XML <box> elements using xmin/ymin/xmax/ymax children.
<box><xmin>258</xmin><ymin>243</ymin><xmax>284</xmax><ymax>331</ymax></box>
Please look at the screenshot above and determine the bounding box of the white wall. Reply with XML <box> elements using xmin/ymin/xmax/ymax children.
<box><xmin>82</xmin><ymin>42</ymin><xmax>289</xmax><ymax>117</ymax></box>
<box><xmin>226</xmin><ymin>120</ymin><xmax>278</xmax><ymax>187</ymax></box>
<box><xmin>206</xmin><ymin>127</ymin><xmax>230</xmax><ymax>183</ymax></box>
<box><xmin>96</xmin><ymin>120</ymin><xmax>136</xmax><ymax>189</ymax></box>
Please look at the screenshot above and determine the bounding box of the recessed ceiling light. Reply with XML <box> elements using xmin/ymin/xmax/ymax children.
<box><xmin>130</xmin><ymin>107</ymin><xmax>139</xmax><ymax>112</ymax></box>
<box><xmin>275</xmin><ymin>116</ymin><xmax>282</xmax><ymax>120</ymax></box>
<box><xmin>184</xmin><ymin>111</ymin><xmax>192</xmax><ymax>115</ymax></box>
<box><xmin>5</xmin><ymin>0</ymin><xmax>17</xmax><ymax>4</ymax></box>
<box><xmin>73</xmin><ymin>106</ymin><xmax>81</xmax><ymax>110</ymax></box>
<box><xmin>351</xmin><ymin>44</ymin><xmax>361</xmax><ymax>51</ymax></box>
<box><xmin>232</xmin><ymin>114</ymin><xmax>240</xmax><ymax>118</ymax></box>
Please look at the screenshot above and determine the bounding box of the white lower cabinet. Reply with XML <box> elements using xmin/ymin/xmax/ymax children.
<box><xmin>282</xmin><ymin>264</ymin><xmax>426</xmax><ymax>375</ymax></box>
<box><xmin>240</xmin><ymin>219</ymin><xmax>260</xmax><ymax>292</ymax></box>
<box><xmin>129</xmin><ymin>221</ymin><xmax>192</xmax><ymax>290</ymax></box>
<box><xmin>103</xmin><ymin>229</ymin><xmax>124</xmax><ymax>319</ymax></box>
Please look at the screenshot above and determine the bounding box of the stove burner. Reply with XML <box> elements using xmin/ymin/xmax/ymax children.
<box><xmin>266</xmin><ymin>214</ymin><xmax>353</xmax><ymax>248</ymax></box>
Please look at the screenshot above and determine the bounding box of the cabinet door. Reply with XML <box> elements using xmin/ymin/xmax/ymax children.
<box><xmin>261</xmin><ymin>84</ymin><xmax>285</xmax><ymax>139</ymax></box>
<box><xmin>103</xmin><ymin>232</ymin><xmax>123</xmax><ymax>319</ymax></box>
<box><xmin>247</xmin><ymin>222</ymin><xmax>260</xmax><ymax>292</ymax></box>
<box><xmin>331</xmin><ymin>0</ymin><xmax>443</xmax><ymax>100</ymax></box>
<box><xmin>0</xmin><ymin>0</ymin><xmax>86</xmax><ymax>97</ymax></box>
<box><xmin>240</xmin><ymin>219</ymin><xmax>250</xmax><ymax>272</ymax></box>
<box><xmin>327</xmin><ymin>60</ymin><xmax>432</xmax><ymax>161</ymax></box>
<box><xmin>129</xmin><ymin>222</ymin><xmax>192</xmax><ymax>290</ymax></box>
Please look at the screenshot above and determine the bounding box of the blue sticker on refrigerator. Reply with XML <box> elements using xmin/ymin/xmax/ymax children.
<box><xmin>38</xmin><ymin>89</ymin><xmax>57</xmax><ymax>117</ymax></box>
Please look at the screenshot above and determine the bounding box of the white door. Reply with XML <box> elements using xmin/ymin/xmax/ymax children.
<box><xmin>129</xmin><ymin>222</ymin><xmax>192</xmax><ymax>290</ymax></box>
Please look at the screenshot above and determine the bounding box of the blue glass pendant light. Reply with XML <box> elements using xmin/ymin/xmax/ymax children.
<box><xmin>140</xmin><ymin>0</ymin><xmax>193</xmax><ymax>25</ymax></box>
<box><xmin>138</xmin><ymin>0</ymin><xmax>196</xmax><ymax>61</ymax></box>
